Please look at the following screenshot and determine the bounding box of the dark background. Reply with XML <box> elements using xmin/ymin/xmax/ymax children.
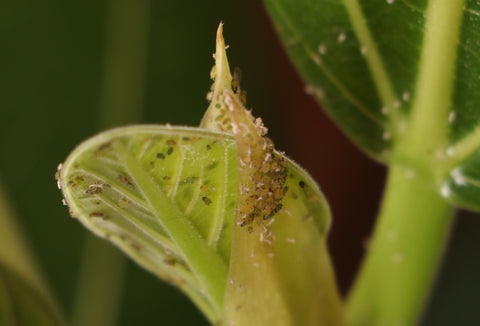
<box><xmin>0</xmin><ymin>0</ymin><xmax>478</xmax><ymax>325</ymax></box>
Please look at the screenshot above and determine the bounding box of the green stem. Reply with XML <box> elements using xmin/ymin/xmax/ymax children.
<box><xmin>346</xmin><ymin>165</ymin><xmax>454</xmax><ymax>326</ymax></box>
<box><xmin>71</xmin><ymin>0</ymin><xmax>150</xmax><ymax>325</ymax></box>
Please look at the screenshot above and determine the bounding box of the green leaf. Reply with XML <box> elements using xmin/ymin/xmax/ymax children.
<box><xmin>264</xmin><ymin>1</ymin><xmax>480</xmax><ymax>325</ymax></box>
<box><xmin>222</xmin><ymin>91</ymin><xmax>344</xmax><ymax>326</ymax></box>
<box><xmin>0</xmin><ymin>180</ymin><xmax>64</xmax><ymax>326</ymax></box>
<box><xmin>59</xmin><ymin>24</ymin><xmax>343</xmax><ymax>325</ymax></box>
<box><xmin>0</xmin><ymin>262</ymin><xmax>63</xmax><ymax>326</ymax></box>
<box><xmin>59</xmin><ymin>126</ymin><xmax>237</xmax><ymax>323</ymax></box>
<box><xmin>263</xmin><ymin>0</ymin><xmax>480</xmax><ymax>210</ymax></box>
<box><xmin>59</xmin><ymin>124</ymin><xmax>339</xmax><ymax>324</ymax></box>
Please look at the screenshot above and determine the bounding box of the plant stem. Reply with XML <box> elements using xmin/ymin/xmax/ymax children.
<box><xmin>71</xmin><ymin>0</ymin><xmax>150</xmax><ymax>325</ymax></box>
<box><xmin>346</xmin><ymin>165</ymin><xmax>454</xmax><ymax>326</ymax></box>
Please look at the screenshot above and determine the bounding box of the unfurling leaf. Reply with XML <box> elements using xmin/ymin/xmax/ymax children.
<box><xmin>222</xmin><ymin>91</ymin><xmax>344</xmax><ymax>326</ymax></box>
<box><xmin>58</xmin><ymin>24</ymin><xmax>343</xmax><ymax>325</ymax></box>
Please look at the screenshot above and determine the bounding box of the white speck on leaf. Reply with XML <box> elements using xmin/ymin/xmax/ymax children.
<box><xmin>305</xmin><ymin>85</ymin><xmax>325</xmax><ymax>99</ymax></box>
<box><xmin>318</xmin><ymin>44</ymin><xmax>327</xmax><ymax>55</ymax></box>
<box><xmin>451</xmin><ymin>168</ymin><xmax>466</xmax><ymax>186</ymax></box>
<box><xmin>338</xmin><ymin>33</ymin><xmax>346</xmax><ymax>43</ymax></box>
<box><xmin>448</xmin><ymin>111</ymin><xmax>456</xmax><ymax>123</ymax></box>
<box><xmin>402</xmin><ymin>92</ymin><xmax>410</xmax><ymax>101</ymax></box>
<box><xmin>361</xmin><ymin>46</ymin><xmax>368</xmax><ymax>55</ymax></box>
<box><xmin>446</xmin><ymin>147</ymin><xmax>455</xmax><ymax>157</ymax></box>
<box><xmin>310</xmin><ymin>53</ymin><xmax>322</xmax><ymax>65</ymax></box>
<box><xmin>440</xmin><ymin>184</ymin><xmax>451</xmax><ymax>198</ymax></box>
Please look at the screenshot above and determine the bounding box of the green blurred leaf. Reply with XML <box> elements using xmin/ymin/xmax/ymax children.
<box><xmin>0</xmin><ymin>262</ymin><xmax>63</xmax><ymax>326</ymax></box>
<box><xmin>0</xmin><ymin>180</ymin><xmax>64</xmax><ymax>326</ymax></box>
<box><xmin>264</xmin><ymin>0</ymin><xmax>480</xmax><ymax>211</ymax></box>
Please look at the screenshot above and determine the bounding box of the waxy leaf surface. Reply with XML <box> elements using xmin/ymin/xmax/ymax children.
<box><xmin>264</xmin><ymin>0</ymin><xmax>480</xmax><ymax>211</ymax></box>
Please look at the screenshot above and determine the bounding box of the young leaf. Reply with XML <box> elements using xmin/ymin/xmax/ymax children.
<box><xmin>59</xmin><ymin>126</ymin><xmax>237</xmax><ymax>323</ymax></box>
<box><xmin>200</xmin><ymin>23</ymin><xmax>247</xmax><ymax>133</ymax></box>
<box><xmin>222</xmin><ymin>91</ymin><xmax>344</xmax><ymax>326</ymax></box>
<box><xmin>59</xmin><ymin>23</ymin><xmax>343</xmax><ymax>325</ymax></box>
<box><xmin>58</xmin><ymin>124</ymin><xmax>342</xmax><ymax>324</ymax></box>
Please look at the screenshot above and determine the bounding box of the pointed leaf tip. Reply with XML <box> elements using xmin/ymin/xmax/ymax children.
<box><xmin>200</xmin><ymin>24</ymin><xmax>247</xmax><ymax>133</ymax></box>
<box><xmin>200</xmin><ymin>23</ymin><xmax>234</xmax><ymax>132</ymax></box>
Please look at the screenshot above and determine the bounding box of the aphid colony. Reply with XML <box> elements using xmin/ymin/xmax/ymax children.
<box><xmin>223</xmin><ymin>91</ymin><xmax>287</xmax><ymax>229</ymax></box>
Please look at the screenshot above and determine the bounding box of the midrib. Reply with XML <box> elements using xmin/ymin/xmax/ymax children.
<box><xmin>398</xmin><ymin>0</ymin><xmax>465</xmax><ymax>166</ymax></box>
<box><xmin>343</xmin><ymin>0</ymin><xmax>397</xmax><ymax>123</ymax></box>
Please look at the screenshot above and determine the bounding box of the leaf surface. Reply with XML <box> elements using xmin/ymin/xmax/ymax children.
<box><xmin>264</xmin><ymin>0</ymin><xmax>480</xmax><ymax>210</ymax></box>
<box><xmin>222</xmin><ymin>91</ymin><xmax>343</xmax><ymax>326</ymax></box>
<box><xmin>59</xmin><ymin>124</ymin><xmax>335</xmax><ymax>323</ymax></box>
<box><xmin>60</xmin><ymin>126</ymin><xmax>237</xmax><ymax>322</ymax></box>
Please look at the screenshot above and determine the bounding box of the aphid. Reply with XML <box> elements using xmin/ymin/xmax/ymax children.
<box><xmin>119</xmin><ymin>197</ymin><xmax>129</xmax><ymax>208</ymax></box>
<box><xmin>94</xmin><ymin>142</ymin><xmax>111</xmax><ymax>157</ymax></box>
<box><xmin>202</xmin><ymin>197</ymin><xmax>212</xmax><ymax>205</ymax></box>
<box><xmin>86</xmin><ymin>182</ymin><xmax>106</xmax><ymax>195</ymax></box>
<box><xmin>118</xmin><ymin>175</ymin><xmax>133</xmax><ymax>186</ymax></box>
<box><xmin>183</xmin><ymin>176</ymin><xmax>197</xmax><ymax>184</ymax></box>
<box><xmin>224</xmin><ymin>90</ymin><xmax>287</xmax><ymax>228</ymax></box>
<box><xmin>130</xmin><ymin>242</ymin><xmax>141</xmax><ymax>251</ymax></box>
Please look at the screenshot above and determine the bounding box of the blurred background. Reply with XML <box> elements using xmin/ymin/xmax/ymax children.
<box><xmin>0</xmin><ymin>0</ymin><xmax>478</xmax><ymax>325</ymax></box>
